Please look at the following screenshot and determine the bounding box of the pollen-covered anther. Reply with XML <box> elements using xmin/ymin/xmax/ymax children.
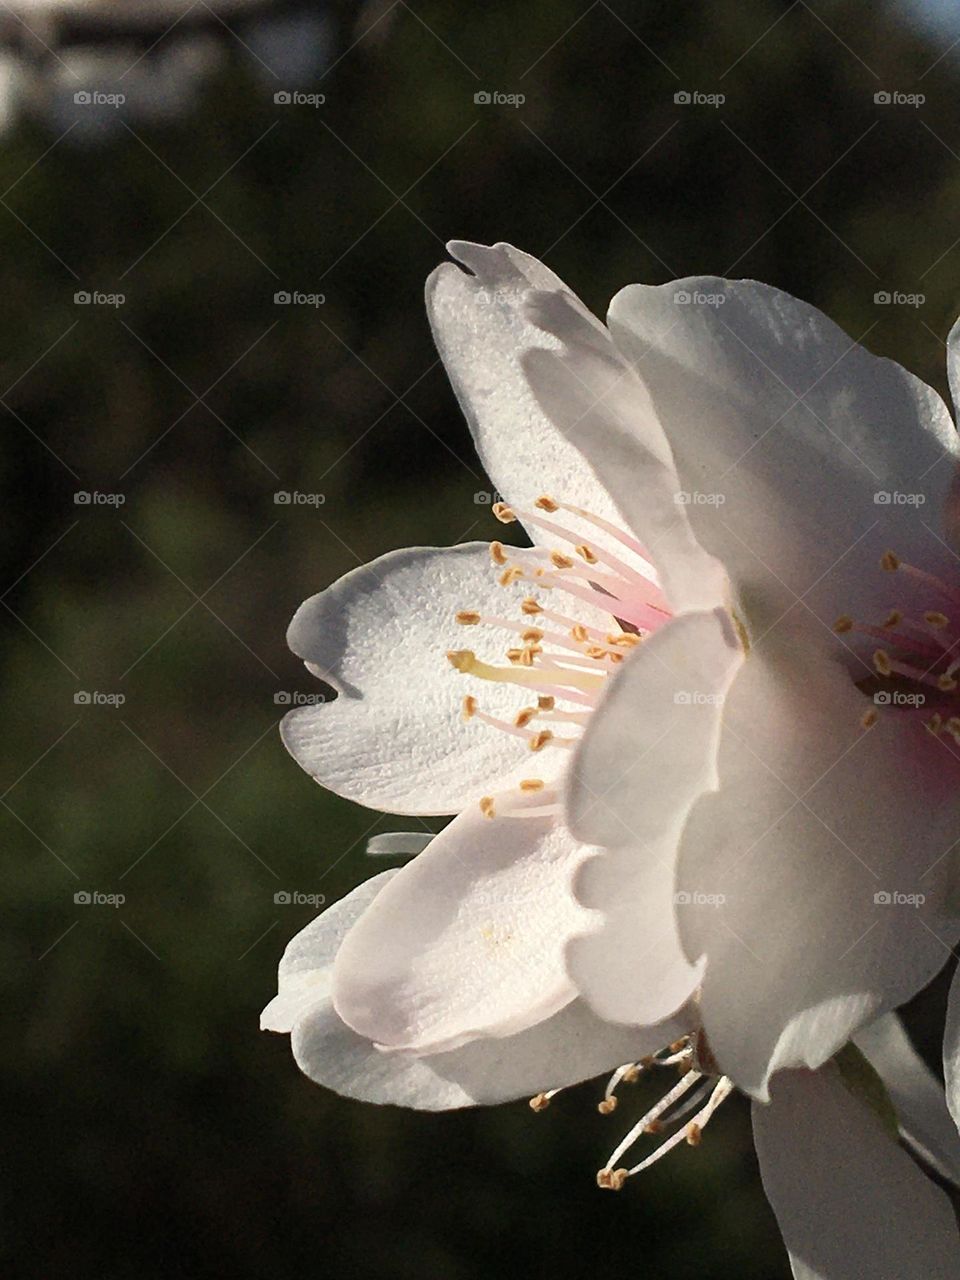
<box><xmin>861</xmin><ymin>709</ymin><xmax>878</xmax><ymax>730</ymax></box>
<box><xmin>939</xmin><ymin>674</ymin><xmax>958</xmax><ymax>692</ymax></box>
<box><xmin>479</xmin><ymin>796</ymin><xmax>496</xmax><ymax>819</ymax></box>
<box><xmin>529</xmin><ymin>1092</ymin><xmax>551</xmax><ymax>1112</ymax></box>
<box><xmin>873</xmin><ymin>650</ymin><xmax>893</xmax><ymax>677</ymax></box>
<box><xmin>608</xmin><ymin>632</ymin><xmax>640</xmax><ymax>648</ymax></box>
<box><xmin>461</xmin><ymin>695</ymin><xmax>477</xmax><ymax>721</ymax></box>
<box><xmin>492</xmin><ymin>502</ymin><xmax>517</xmax><ymax>524</ymax></box>
<box><xmin>499</xmin><ymin>566</ymin><xmax>523</xmax><ymax>587</ymax></box>
<box><xmin>490</xmin><ymin>541</ymin><xmax>508</xmax><ymax>566</ymax></box>
<box><xmin>927</xmin><ymin>714</ymin><xmax>944</xmax><ymax>736</ymax></box>
<box><xmin>598</xmin><ymin>1098</ymin><xmax>618</xmax><ymax>1116</ymax></box>
<box><xmin>686</xmin><ymin>1124</ymin><xmax>703</xmax><ymax>1148</ymax></box>
<box><xmin>833</xmin><ymin>615</ymin><xmax>854</xmax><ymax>634</ymax></box>
<box><xmin>521</xmin><ymin>628</ymin><xmax>544</xmax><ymax>643</ymax></box>
<box><xmin>521</xmin><ymin>597</ymin><xmax>542</xmax><ymax>615</ymax></box>
<box><xmin>576</xmin><ymin>544</ymin><xmax>598</xmax><ymax>565</ymax></box>
<box><xmin>881</xmin><ymin>550</ymin><xmax>901</xmax><ymax>572</ymax></box>
<box><xmin>883</xmin><ymin>609</ymin><xmax>903</xmax><ymax>629</ymax></box>
<box><xmin>596</xmin><ymin>1168</ymin><xmax>628</xmax><ymax>1191</ymax></box>
<box><xmin>570</xmin><ymin>624</ymin><xmax>589</xmax><ymax>643</ymax></box>
<box><xmin>622</xmin><ymin>1066</ymin><xmax>641</xmax><ymax>1084</ymax></box>
<box><xmin>520</xmin><ymin>778</ymin><xmax>545</xmax><ymax>792</ymax></box>
<box><xmin>529</xmin><ymin>729</ymin><xmax>554</xmax><ymax>752</ymax></box>
<box><xmin>550</xmin><ymin>552</ymin><xmax>575</xmax><ymax>570</ymax></box>
<box><xmin>515</xmin><ymin>707</ymin><xmax>537</xmax><ymax>728</ymax></box>
<box><xmin>535</xmin><ymin>495</ymin><xmax>559</xmax><ymax>513</ymax></box>
<box><xmin>925</xmin><ymin>611</ymin><xmax>949</xmax><ymax>630</ymax></box>
<box><xmin>456</xmin><ymin>611</ymin><xmax>481</xmax><ymax>626</ymax></box>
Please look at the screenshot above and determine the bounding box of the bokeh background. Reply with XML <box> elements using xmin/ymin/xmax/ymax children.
<box><xmin>5</xmin><ymin>0</ymin><xmax>960</xmax><ymax>1275</ymax></box>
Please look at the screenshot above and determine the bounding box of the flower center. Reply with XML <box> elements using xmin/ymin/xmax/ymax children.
<box><xmin>835</xmin><ymin>550</ymin><xmax>960</xmax><ymax>740</ymax></box>
<box><xmin>530</xmin><ymin>1028</ymin><xmax>734</xmax><ymax>1190</ymax></box>
<box><xmin>447</xmin><ymin>495</ymin><xmax>672</xmax><ymax>818</ymax></box>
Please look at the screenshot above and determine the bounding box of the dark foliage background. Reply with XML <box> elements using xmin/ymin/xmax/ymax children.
<box><xmin>4</xmin><ymin>1</ymin><xmax>960</xmax><ymax>1275</ymax></box>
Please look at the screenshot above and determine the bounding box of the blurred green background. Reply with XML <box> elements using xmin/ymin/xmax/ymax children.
<box><xmin>5</xmin><ymin>0</ymin><xmax>960</xmax><ymax>1275</ymax></box>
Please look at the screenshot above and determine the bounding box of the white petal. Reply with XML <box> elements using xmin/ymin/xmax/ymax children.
<box><xmin>426</xmin><ymin>241</ymin><xmax>635</xmax><ymax>558</ymax></box>
<box><xmin>522</xmin><ymin>288</ymin><xmax>728</xmax><ymax>614</ymax></box>
<box><xmin>265</xmin><ymin>866</ymin><xmax>687</xmax><ymax>1109</ymax></box>
<box><xmin>563</xmin><ymin>609</ymin><xmax>745</xmax><ymax>1025</ymax></box>
<box><xmin>608</xmin><ymin>278</ymin><xmax>960</xmax><ymax>633</ymax></box>
<box><xmin>855</xmin><ymin>1013</ymin><xmax>960</xmax><ymax>1186</ymax></box>
<box><xmin>292</xmin><ymin>997</ymin><xmax>686</xmax><ymax>1110</ymax></box>
<box><xmin>679</xmin><ymin>637</ymin><xmax>960</xmax><ymax>1100</ymax></box>
<box><xmin>944</xmin><ymin>963</ymin><xmax>960</xmax><ymax>1135</ymax></box>
<box><xmin>332</xmin><ymin>802</ymin><xmax>596</xmax><ymax>1054</ymax></box>
<box><xmin>282</xmin><ymin>542</ymin><xmax>546</xmax><ymax>815</ymax></box>
<box><xmin>753</xmin><ymin>1063</ymin><xmax>960</xmax><ymax>1280</ymax></box>
<box><xmin>260</xmin><ymin>870</ymin><xmax>397</xmax><ymax>1033</ymax></box>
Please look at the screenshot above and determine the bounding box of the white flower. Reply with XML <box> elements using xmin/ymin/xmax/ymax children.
<box><xmin>266</xmin><ymin>241</ymin><xmax>960</xmax><ymax>1274</ymax></box>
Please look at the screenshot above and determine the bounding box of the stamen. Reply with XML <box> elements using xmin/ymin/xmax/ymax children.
<box><xmin>447</xmin><ymin>649</ymin><xmax>605</xmax><ymax>694</ymax></box>
<box><xmin>479</xmin><ymin>796</ymin><xmax>495</xmax><ymax>819</ymax></box>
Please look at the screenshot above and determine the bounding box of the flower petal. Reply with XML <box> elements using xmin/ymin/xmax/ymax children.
<box><xmin>332</xmin><ymin>801</ymin><xmax>596</xmax><ymax>1054</ymax></box>
<box><xmin>562</xmin><ymin>608</ymin><xmax>745</xmax><ymax>1027</ymax></box>
<box><xmin>426</xmin><ymin>241</ymin><xmax>636</xmax><ymax>558</ymax></box>
<box><xmin>753</xmin><ymin>1063</ymin><xmax>960</xmax><ymax>1280</ymax></box>
<box><xmin>264</xmin><ymin>867</ymin><xmax>686</xmax><ymax>1109</ymax></box>
<box><xmin>679</xmin><ymin>634</ymin><xmax>960</xmax><ymax>1100</ymax></box>
<box><xmin>281</xmin><ymin>542</ymin><xmax>544</xmax><ymax>815</ymax></box>
<box><xmin>521</xmin><ymin>287</ymin><xmax>728</xmax><ymax>614</ymax></box>
<box><xmin>856</xmin><ymin>1013</ymin><xmax>960</xmax><ymax>1187</ymax></box>
<box><xmin>943</xmin><ymin>962</ymin><xmax>960</xmax><ymax>1136</ymax></box>
<box><xmin>607</xmin><ymin>278</ymin><xmax>960</xmax><ymax>633</ymax></box>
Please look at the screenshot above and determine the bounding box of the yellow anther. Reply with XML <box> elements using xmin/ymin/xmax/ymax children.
<box><xmin>598</xmin><ymin>1097</ymin><xmax>618</xmax><ymax>1115</ymax></box>
<box><xmin>529</xmin><ymin>1093</ymin><xmax>551</xmax><ymax>1112</ymax></box>
<box><xmin>490</xmin><ymin>541</ymin><xmax>508</xmax><ymax>566</ymax></box>
<box><xmin>446</xmin><ymin>650</ymin><xmax>604</xmax><ymax>693</ymax></box>
<box><xmin>622</xmin><ymin>1066</ymin><xmax>641</xmax><ymax>1084</ymax></box>
<box><xmin>686</xmin><ymin>1123</ymin><xmax>703</xmax><ymax>1148</ymax></box>
<box><xmin>535</xmin><ymin>495</ymin><xmax>559</xmax><ymax>512</ymax></box>
<box><xmin>519</xmin><ymin>646</ymin><xmax>541</xmax><ymax>666</ymax></box>
<box><xmin>833</xmin><ymin>616</ymin><xmax>854</xmax><ymax>634</ymax></box>
<box><xmin>537</xmin><ymin>695</ymin><xmax>555</xmax><ymax>710</ymax></box>
<box><xmin>492</xmin><ymin>502</ymin><xmax>517</xmax><ymax>523</ymax></box>
<box><xmin>596</xmin><ymin>1168</ymin><xmax>628</xmax><ymax>1191</ymax></box>
<box><xmin>456</xmin><ymin>610</ymin><xmax>481</xmax><ymax>625</ymax></box>
<box><xmin>860</xmin><ymin>709</ymin><xmax>878</xmax><ymax>729</ymax></box>
<box><xmin>447</xmin><ymin>650</ymin><xmax>475</xmax><ymax>672</ymax></box>
<box><xmin>939</xmin><ymin>673</ymin><xmax>958</xmax><ymax>692</ymax></box>
<box><xmin>927</xmin><ymin>714</ymin><xmax>944</xmax><ymax>735</ymax></box>
<box><xmin>925</xmin><ymin>611</ymin><xmax>949</xmax><ymax>629</ymax></box>
<box><xmin>521</xmin><ymin>628</ymin><xmax>544</xmax><ymax>643</ymax></box>
<box><xmin>644</xmin><ymin>1120</ymin><xmax>663</xmax><ymax>1135</ymax></box>
<box><xmin>570</xmin><ymin>624</ymin><xmax>589</xmax><ymax>643</ymax></box>
<box><xmin>873</xmin><ymin>650</ymin><xmax>892</xmax><ymax>677</ymax></box>
<box><xmin>576</xmin><ymin>544</ymin><xmax>598</xmax><ymax>564</ymax></box>
<box><xmin>883</xmin><ymin>609</ymin><xmax>902</xmax><ymax>629</ymax></box>
<box><xmin>521</xmin><ymin>598</ymin><xmax>542</xmax><ymax>615</ymax></box>
<box><xmin>585</xmin><ymin>645</ymin><xmax>610</xmax><ymax>660</ymax></box>
<box><xmin>499</xmin><ymin>566</ymin><xmax>523</xmax><ymax>586</ymax></box>
<box><xmin>479</xmin><ymin>796</ymin><xmax>496</xmax><ymax>819</ymax></box>
<box><xmin>881</xmin><ymin>550</ymin><xmax>901</xmax><ymax>572</ymax></box>
<box><xmin>514</xmin><ymin>707</ymin><xmax>537</xmax><ymax>728</ymax></box>
<box><xmin>461</xmin><ymin>695</ymin><xmax>478</xmax><ymax>721</ymax></box>
<box><xmin>550</xmin><ymin>552</ymin><xmax>575</xmax><ymax>569</ymax></box>
<box><xmin>608</xmin><ymin>632</ymin><xmax>640</xmax><ymax>648</ymax></box>
<box><xmin>519</xmin><ymin>778</ymin><xmax>545</xmax><ymax>792</ymax></box>
<box><xmin>529</xmin><ymin>729</ymin><xmax>554</xmax><ymax>752</ymax></box>
<box><xmin>506</xmin><ymin>648</ymin><xmax>524</xmax><ymax>665</ymax></box>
